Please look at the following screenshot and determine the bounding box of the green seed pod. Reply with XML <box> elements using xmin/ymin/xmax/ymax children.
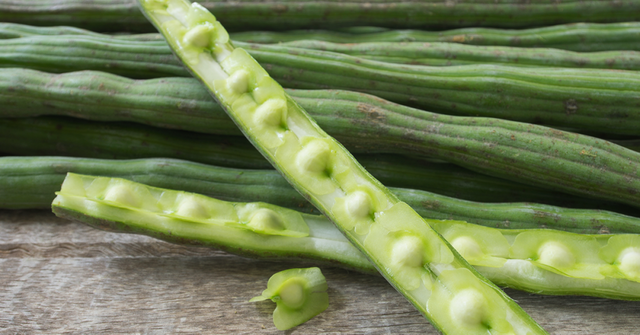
<box><xmin>4</xmin><ymin>156</ymin><xmax>640</xmax><ymax>234</ymax></box>
<box><xmin>229</xmin><ymin>22</ymin><xmax>640</xmax><ymax>52</ymax></box>
<box><xmin>2</xmin><ymin>32</ymin><xmax>640</xmax><ymax>136</ymax></box>
<box><xmin>275</xmin><ymin>40</ymin><xmax>640</xmax><ymax>70</ymax></box>
<box><xmin>3</xmin><ymin>21</ymin><xmax>640</xmax><ymax>53</ymax></box>
<box><xmin>52</xmin><ymin>173</ymin><xmax>640</xmax><ymax>301</ymax></box>
<box><xmin>5</xmin><ymin>67</ymin><xmax>640</xmax><ymax>210</ymax></box>
<box><xmin>3</xmin><ymin>0</ymin><xmax>640</xmax><ymax>33</ymax></box>
<box><xmin>138</xmin><ymin>0</ymin><xmax>547</xmax><ymax>332</ymax></box>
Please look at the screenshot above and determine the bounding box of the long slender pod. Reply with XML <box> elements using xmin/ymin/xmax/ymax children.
<box><xmin>4</xmin><ymin>32</ymin><xmax>640</xmax><ymax>76</ymax></box>
<box><xmin>5</xmin><ymin>156</ymin><xmax>640</xmax><ymax>234</ymax></box>
<box><xmin>3</xmin><ymin>21</ymin><xmax>640</xmax><ymax>53</ymax></box>
<box><xmin>2</xmin><ymin>34</ymin><xmax>640</xmax><ymax>137</ymax></box>
<box><xmin>138</xmin><ymin>0</ymin><xmax>546</xmax><ymax>333</ymax></box>
<box><xmin>0</xmin><ymin>22</ymin><xmax>163</xmax><ymax>40</ymax></box>
<box><xmin>276</xmin><ymin>40</ymin><xmax>640</xmax><ymax>69</ymax></box>
<box><xmin>3</xmin><ymin>0</ymin><xmax>640</xmax><ymax>33</ymax></box>
<box><xmin>0</xmin><ymin>116</ymin><xmax>273</xmax><ymax>169</ymax></box>
<box><xmin>239</xmin><ymin>42</ymin><xmax>640</xmax><ymax>136</ymax></box>
<box><xmin>230</xmin><ymin>23</ymin><xmax>640</xmax><ymax>52</ymax></box>
<box><xmin>5</xmin><ymin>69</ymin><xmax>640</xmax><ymax>210</ymax></box>
<box><xmin>53</xmin><ymin>173</ymin><xmax>640</xmax><ymax>301</ymax></box>
<box><xmin>3</xmin><ymin>151</ymin><xmax>603</xmax><ymax>212</ymax></box>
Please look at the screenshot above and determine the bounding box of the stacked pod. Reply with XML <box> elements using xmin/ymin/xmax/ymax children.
<box><xmin>2</xmin><ymin>0</ymin><xmax>640</xmax><ymax>32</ymax></box>
<box><xmin>4</xmin><ymin>68</ymin><xmax>640</xmax><ymax>213</ymax></box>
<box><xmin>1</xmin><ymin>29</ymin><xmax>640</xmax><ymax>137</ymax></box>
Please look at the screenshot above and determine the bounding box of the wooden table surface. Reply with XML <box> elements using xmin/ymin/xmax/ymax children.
<box><xmin>2</xmin><ymin>209</ymin><xmax>639</xmax><ymax>334</ymax></box>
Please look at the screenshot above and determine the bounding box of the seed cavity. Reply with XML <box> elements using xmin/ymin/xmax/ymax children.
<box><xmin>345</xmin><ymin>190</ymin><xmax>372</xmax><ymax>220</ymax></box>
<box><xmin>166</xmin><ymin>0</ymin><xmax>189</xmax><ymax>25</ymax></box>
<box><xmin>186</xmin><ymin>2</ymin><xmax>217</xmax><ymax>26</ymax></box>
<box><xmin>391</xmin><ymin>235</ymin><xmax>424</xmax><ymax>268</ymax></box>
<box><xmin>176</xmin><ymin>197</ymin><xmax>208</xmax><ymax>219</ymax></box>
<box><xmin>278</xmin><ymin>278</ymin><xmax>306</xmax><ymax>309</ymax></box>
<box><xmin>183</xmin><ymin>24</ymin><xmax>213</xmax><ymax>48</ymax></box>
<box><xmin>253</xmin><ymin>98</ymin><xmax>287</xmax><ymax>127</ymax></box>
<box><xmin>104</xmin><ymin>185</ymin><xmax>138</xmax><ymax>207</ymax></box>
<box><xmin>450</xmin><ymin>288</ymin><xmax>487</xmax><ymax>327</ymax></box>
<box><xmin>227</xmin><ymin>69</ymin><xmax>250</xmax><ymax>94</ymax></box>
<box><xmin>249</xmin><ymin>208</ymin><xmax>284</xmax><ymax>231</ymax></box>
<box><xmin>537</xmin><ymin>241</ymin><xmax>575</xmax><ymax>269</ymax></box>
<box><xmin>296</xmin><ymin>140</ymin><xmax>331</xmax><ymax>175</ymax></box>
<box><xmin>451</xmin><ymin>236</ymin><xmax>483</xmax><ymax>260</ymax></box>
<box><xmin>618</xmin><ymin>248</ymin><xmax>640</xmax><ymax>277</ymax></box>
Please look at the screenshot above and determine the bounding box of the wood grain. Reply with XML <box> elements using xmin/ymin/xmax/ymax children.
<box><xmin>1</xmin><ymin>209</ymin><xmax>639</xmax><ymax>334</ymax></box>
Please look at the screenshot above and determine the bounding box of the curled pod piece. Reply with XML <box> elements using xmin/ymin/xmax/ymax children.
<box><xmin>250</xmin><ymin>267</ymin><xmax>329</xmax><ymax>330</ymax></box>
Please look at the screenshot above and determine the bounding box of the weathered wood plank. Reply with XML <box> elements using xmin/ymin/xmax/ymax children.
<box><xmin>1</xmin><ymin>209</ymin><xmax>639</xmax><ymax>334</ymax></box>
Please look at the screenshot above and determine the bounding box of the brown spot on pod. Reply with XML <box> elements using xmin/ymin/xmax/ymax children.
<box><xmin>565</xmin><ymin>99</ymin><xmax>578</xmax><ymax>115</ymax></box>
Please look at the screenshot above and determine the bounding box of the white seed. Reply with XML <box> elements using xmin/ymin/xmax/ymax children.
<box><xmin>451</xmin><ymin>236</ymin><xmax>483</xmax><ymax>260</ymax></box>
<box><xmin>104</xmin><ymin>185</ymin><xmax>138</xmax><ymax>207</ymax></box>
<box><xmin>296</xmin><ymin>140</ymin><xmax>331</xmax><ymax>175</ymax></box>
<box><xmin>182</xmin><ymin>24</ymin><xmax>213</xmax><ymax>48</ymax></box>
<box><xmin>253</xmin><ymin>98</ymin><xmax>287</xmax><ymax>127</ymax></box>
<box><xmin>450</xmin><ymin>288</ymin><xmax>487</xmax><ymax>327</ymax></box>
<box><xmin>226</xmin><ymin>69</ymin><xmax>250</xmax><ymax>94</ymax></box>
<box><xmin>391</xmin><ymin>235</ymin><xmax>424</xmax><ymax>268</ymax></box>
<box><xmin>618</xmin><ymin>248</ymin><xmax>640</xmax><ymax>276</ymax></box>
<box><xmin>345</xmin><ymin>191</ymin><xmax>372</xmax><ymax>219</ymax></box>
<box><xmin>537</xmin><ymin>241</ymin><xmax>575</xmax><ymax>269</ymax></box>
<box><xmin>176</xmin><ymin>198</ymin><xmax>208</xmax><ymax>219</ymax></box>
<box><xmin>278</xmin><ymin>278</ymin><xmax>305</xmax><ymax>309</ymax></box>
<box><xmin>249</xmin><ymin>208</ymin><xmax>284</xmax><ymax>231</ymax></box>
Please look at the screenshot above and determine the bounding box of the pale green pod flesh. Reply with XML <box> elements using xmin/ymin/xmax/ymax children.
<box><xmin>53</xmin><ymin>173</ymin><xmax>371</xmax><ymax>272</ymax></box>
<box><xmin>250</xmin><ymin>267</ymin><xmax>329</xmax><ymax>330</ymax></box>
<box><xmin>137</xmin><ymin>1</ymin><xmax>546</xmax><ymax>333</ymax></box>
<box><xmin>52</xmin><ymin>173</ymin><xmax>640</xmax><ymax>301</ymax></box>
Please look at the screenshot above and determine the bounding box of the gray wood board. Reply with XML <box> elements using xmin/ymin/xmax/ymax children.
<box><xmin>1</xmin><ymin>209</ymin><xmax>638</xmax><ymax>334</ymax></box>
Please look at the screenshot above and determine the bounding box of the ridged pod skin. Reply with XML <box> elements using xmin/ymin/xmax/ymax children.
<box><xmin>2</xmin><ymin>0</ymin><xmax>640</xmax><ymax>32</ymax></box>
<box><xmin>52</xmin><ymin>173</ymin><xmax>640</xmax><ymax>301</ymax></box>
<box><xmin>6</xmin><ymin>156</ymin><xmax>640</xmax><ymax>234</ymax></box>
<box><xmin>3</xmin><ymin>151</ymin><xmax>611</xmax><ymax>212</ymax></box>
<box><xmin>3</xmin><ymin>21</ymin><xmax>640</xmax><ymax>53</ymax></box>
<box><xmin>230</xmin><ymin>23</ymin><xmax>640</xmax><ymax>52</ymax></box>
<box><xmin>275</xmin><ymin>40</ymin><xmax>640</xmax><ymax>70</ymax></box>
<box><xmin>5</xmin><ymin>32</ymin><xmax>640</xmax><ymax>79</ymax></box>
<box><xmin>240</xmin><ymin>43</ymin><xmax>640</xmax><ymax>137</ymax></box>
<box><xmin>138</xmin><ymin>0</ymin><xmax>547</xmax><ymax>333</ymax></box>
<box><xmin>0</xmin><ymin>116</ymin><xmax>271</xmax><ymax>169</ymax></box>
<box><xmin>4</xmin><ymin>69</ymin><xmax>640</xmax><ymax>211</ymax></box>
<box><xmin>0</xmin><ymin>22</ymin><xmax>163</xmax><ymax>40</ymax></box>
<box><xmin>0</xmin><ymin>35</ymin><xmax>181</xmax><ymax>78</ymax></box>
<box><xmin>2</xmin><ymin>32</ymin><xmax>640</xmax><ymax>136</ymax></box>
